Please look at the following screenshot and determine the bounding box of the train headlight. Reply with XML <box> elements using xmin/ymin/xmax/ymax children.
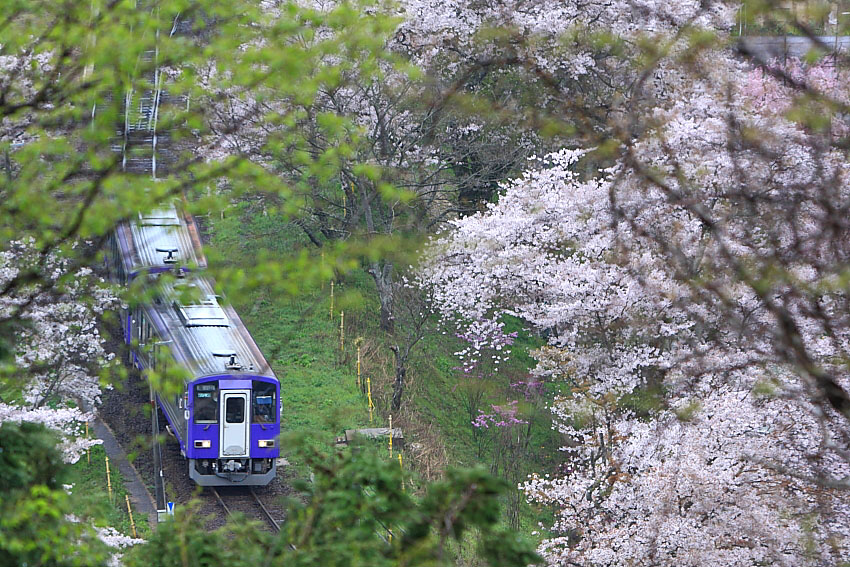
<box><xmin>258</xmin><ymin>439</ymin><xmax>275</xmax><ymax>448</ymax></box>
<box><xmin>194</xmin><ymin>440</ymin><xmax>211</xmax><ymax>449</ymax></box>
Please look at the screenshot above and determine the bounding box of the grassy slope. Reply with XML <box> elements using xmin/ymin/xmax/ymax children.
<box><xmin>206</xmin><ymin>209</ymin><xmax>373</xmax><ymax>451</ymax></box>
<box><xmin>3</xmin><ymin>397</ymin><xmax>149</xmax><ymax>539</ymax></box>
<box><xmin>69</xmin><ymin>443</ymin><xmax>151</xmax><ymax>538</ymax></box>
<box><xmin>239</xmin><ymin>288</ymin><xmax>372</xmax><ymax>444</ymax></box>
<box><xmin>208</xmin><ymin>205</ymin><xmax>558</xmax><ymax>533</ymax></box>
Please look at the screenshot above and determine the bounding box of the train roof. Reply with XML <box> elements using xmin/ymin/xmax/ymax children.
<box><xmin>116</xmin><ymin>202</ymin><xmax>207</xmax><ymax>276</ymax></box>
<box><xmin>143</xmin><ymin>276</ymin><xmax>276</xmax><ymax>381</ymax></box>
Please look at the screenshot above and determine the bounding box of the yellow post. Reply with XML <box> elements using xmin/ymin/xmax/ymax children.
<box><xmin>86</xmin><ymin>422</ymin><xmax>90</xmax><ymax>465</ymax></box>
<box><xmin>356</xmin><ymin>346</ymin><xmax>361</xmax><ymax>389</ymax></box>
<box><xmin>367</xmin><ymin>377</ymin><xmax>373</xmax><ymax>424</ymax></box>
<box><xmin>389</xmin><ymin>414</ymin><xmax>393</xmax><ymax>459</ymax></box>
<box><xmin>105</xmin><ymin>456</ymin><xmax>112</xmax><ymax>502</ymax></box>
<box><xmin>340</xmin><ymin>311</ymin><xmax>345</xmax><ymax>352</ymax></box>
<box><xmin>330</xmin><ymin>281</ymin><xmax>334</xmax><ymax>319</ymax></box>
<box><xmin>398</xmin><ymin>453</ymin><xmax>404</xmax><ymax>491</ymax></box>
<box><xmin>125</xmin><ymin>494</ymin><xmax>137</xmax><ymax>538</ymax></box>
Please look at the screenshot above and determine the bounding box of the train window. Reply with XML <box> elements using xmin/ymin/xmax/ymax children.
<box><xmin>140</xmin><ymin>313</ymin><xmax>153</xmax><ymax>346</ymax></box>
<box><xmin>138</xmin><ymin>313</ymin><xmax>146</xmax><ymax>344</ymax></box>
<box><xmin>225</xmin><ymin>397</ymin><xmax>244</xmax><ymax>423</ymax></box>
<box><xmin>252</xmin><ymin>381</ymin><xmax>276</xmax><ymax>424</ymax></box>
<box><xmin>194</xmin><ymin>383</ymin><xmax>218</xmax><ymax>423</ymax></box>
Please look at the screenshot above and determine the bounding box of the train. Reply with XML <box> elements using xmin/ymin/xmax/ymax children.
<box><xmin>103</xmin><ymin>9</ymin><xmax>279</xmax><ymax>486</ymax></box>
<box><xmin>106</xmin><ymin>204</ymin><xmax>281</xmax><ymax>486</ymax></box>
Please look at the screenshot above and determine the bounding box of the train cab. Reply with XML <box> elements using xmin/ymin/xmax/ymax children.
<box><xmin>187</xmin><ymin>375</ymin><xmax>280</xmax><ymax>485</ymax></box>
<box><xmin>133</xmin><ymin>277</ymin><xmax>281</xmax><ymax>486</ymax></box>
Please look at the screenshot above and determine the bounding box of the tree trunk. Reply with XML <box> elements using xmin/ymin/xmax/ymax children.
<box><xmin>390</xmin><ymin>345</ymin><xmax>405</xmax><ymax>412</ymax></box>
<box><xmin>368</xmin><ymin>260</ymin><xmax>395</xmax><ymax>333</ymax></box>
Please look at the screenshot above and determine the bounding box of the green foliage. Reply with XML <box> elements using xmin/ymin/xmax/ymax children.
<box><xmin>0</xmin><ymin>0</ymin><xmax>400</xmax><ymax>307</ymax></box>
<box><xmin>736</xmin><ymin>0</ymin><xmax>842</xmax><ymax>36</ymax></box>
<box><xmin>0</xmin><ymin>0</ymin><xmax>425</xmax><ymax>560</ymax></box>
<box><xmin>0</xmin><ymin>421</ymin><xmax>67</xmax><ymax>493</ymax></box>
<box><xmin>124</xmin><ymin>441</ymin><xmax>540</xmax><ymax>567</ymax></box>
<box><xmin>124</xmin><ymin>499</ymin><xmax>270</xmax><ymax>567</ymax></box>
<box><xmin>0</xmin><ymin>422</ymin><xmax>110</xmax><ymax>567</ymax></box>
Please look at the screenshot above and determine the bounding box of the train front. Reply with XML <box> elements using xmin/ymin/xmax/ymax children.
<box><xmin>186</xmin><ymin>375</ymin><xmax>280</xmax><ymax>486</ymax></box>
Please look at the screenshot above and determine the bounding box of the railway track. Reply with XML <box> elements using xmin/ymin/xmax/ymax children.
<box><xmin>210</xmin><ymin>487</ymin><xmax>281</xmax><ymax>533</ymax></box>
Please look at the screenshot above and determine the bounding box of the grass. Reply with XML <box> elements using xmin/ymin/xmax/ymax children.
<box><xmin>1</xmin><ymin>386</ymin><xmax>150</xmax><ymax>540</ymax></box>
<box><xmin>239</xmin><ymin>289</ymin><xmax>373</xmax><ymax>444</ymax></box>
<box><xmin>69</xmin><ymin>443</ymin><xmax>151</xmax><ymax>539</ymax></box>
<box><xmin>207</xmin><ymin>204</ymin><xmax>558</xmax><ymax>537</ymax></box>
<box><xmin>206</xmin><ymin>207</ymin><xmax>375</xmax><ymax>453</ymax></box>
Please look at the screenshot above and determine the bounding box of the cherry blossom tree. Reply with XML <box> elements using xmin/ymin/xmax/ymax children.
<box><xmin>0</xmin><ymin>404</ymin><xmax>100</xmax><ymax>464</ymax></box>
<box><xmin>424</xmin><ymin>141</ymin><xmax>850</xmax><ymax>564</ymax></box>
<box><xmin>420</xmin><ymin>4</ymin><xmax>850</xmax><ymax>560</ymax></box>
<box><xmin>0</xmin><ymin>240</ymin><xmax>114</xmax><ymax>462</ymax></box>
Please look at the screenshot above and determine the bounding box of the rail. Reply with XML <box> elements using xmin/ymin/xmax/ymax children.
<box><xmin>210</xmin><ymin>487</ymin><xmax>281</xmax><ymax>533</ymax></box>
<box><xmin>250</xmin><ymin>488</ymin><xmax>281</xmax><ymax>533</ymax></box>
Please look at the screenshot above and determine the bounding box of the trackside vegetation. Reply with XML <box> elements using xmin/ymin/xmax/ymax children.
<box><xmin>208</xmin><ymin>206</ymin><xmax>559</xmax><ymax>533</ymax></box>
<box><xmin>123</xmin><ymin>441</ymin><xmax>539</xmax><ymax>567</ymax></box>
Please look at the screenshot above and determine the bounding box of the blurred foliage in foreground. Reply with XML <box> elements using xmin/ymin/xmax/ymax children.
<box><xmin>124</xmin><ymin>438</ymin><xmax>540</xmax><ymax>567</ymax></box>
<box><xmin>0</xmin><ymin>421</ymin><xmax>109</xmax><ymax>566</ymax></box>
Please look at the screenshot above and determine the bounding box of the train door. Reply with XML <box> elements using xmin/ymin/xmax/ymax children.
<box><xmin>220</xmin><ymin>390</ymin><xmax>249</xmax><ymax>457</ymax></box>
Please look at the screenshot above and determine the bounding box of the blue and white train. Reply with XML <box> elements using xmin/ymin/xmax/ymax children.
<box><xmin>105</xmin><ymin>9</ymin><xmax>279</xmax><ymax>486</ymax></box>
<box><xmin>107</xmin><ymin>205</ymin><xmax>281</xmax><ymax>486</ymax></box>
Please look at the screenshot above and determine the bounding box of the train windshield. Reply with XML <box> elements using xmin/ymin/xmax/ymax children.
<box><xmin>252</xmin><ymin>381</ymin><xmax>276</xmax><ymax>424</ymax></box>
<box><xmin>194</xmin><ymin>382</ymin><xmax>218</xmax><ymax>423</ymax></box>
<box><xmin>225</xmin><ymin>397</ymin><xmax>244</xmax><ymax>423</ymax></box>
